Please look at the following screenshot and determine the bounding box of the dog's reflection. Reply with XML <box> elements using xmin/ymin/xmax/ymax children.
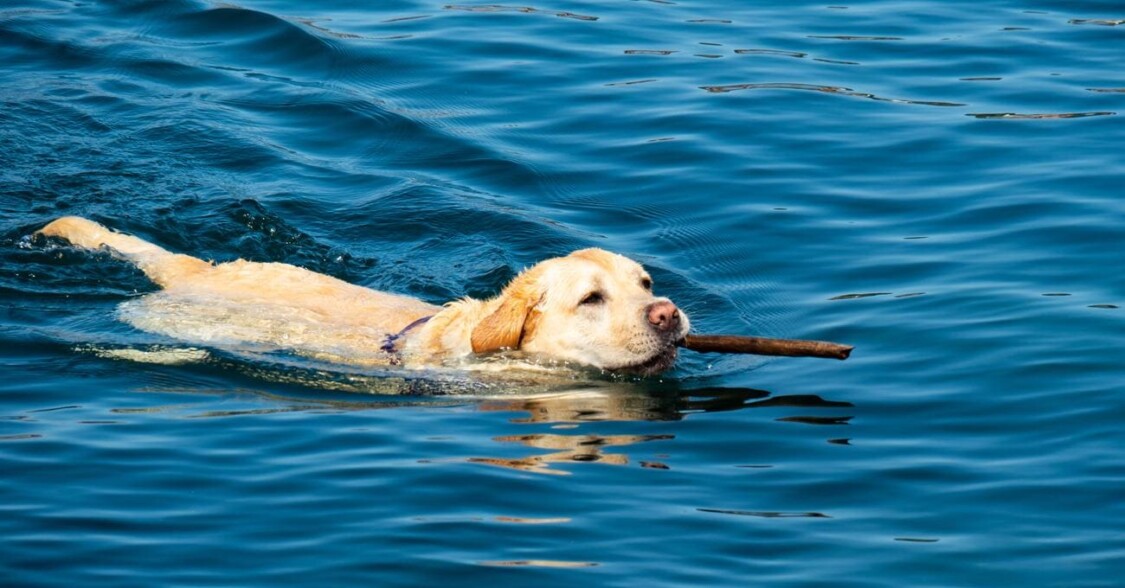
<box><xmin>126</xmin><ymin>366</ymin><xmax>851</xmax><ymax>476</ymax></box>
<box><xmin>467</xmin><ymin>386</ymin><xmax>853</xmax><ymax>475</ymax></box>
<box><xmin>468</xmin><ymin>431</ymin><xmax>675</xmax><ymax>476</ymax></box>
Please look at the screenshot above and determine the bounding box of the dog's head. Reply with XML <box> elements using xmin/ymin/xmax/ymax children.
<box><xmin>470</xmin><ymin>249</ymin><xmax>690</xmax><ymax>375</ymax></box>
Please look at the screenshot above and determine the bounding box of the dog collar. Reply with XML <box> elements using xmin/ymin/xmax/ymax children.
<box><xmin>381</xmin><ymin>315</ymin><xmax>433</xmax><ymax>364</ymax></box>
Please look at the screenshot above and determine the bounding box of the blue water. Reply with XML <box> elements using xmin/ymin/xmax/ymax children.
<box><xmin>2</xmin><ymin>0</ymin><xmax>1123</xmax><ymax>585</ymax></box>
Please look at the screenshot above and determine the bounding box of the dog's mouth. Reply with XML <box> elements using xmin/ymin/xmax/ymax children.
<box><xmin>610</xmin><ymin>344</ymin><xmax>679</xmax><ymax>376</ymax></box>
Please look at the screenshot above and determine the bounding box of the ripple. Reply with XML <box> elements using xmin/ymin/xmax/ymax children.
<box><xmin>830</xmin><ymin>292</ymin><xmax>893</xmax><ymax>300</ymax></box>
<box><xmin>1068</xmin><ymin>19</ymin><xmax>1124</xmax><ymax>26</ymax></box>
<box><xmin>0</xmin><ymin>433</ymin><xmax>42</xmax><ymax>441</ymax></box>
<box><xmin>698</xmin><ymin>508</ymin><xmax>832</xmax><ymax>519</ymax></box>
<box><xmin>295</xmin><ymin>18</ymin><xmax>363</xmax><ymax>40</ymax></box>
<box><xmin>604</xmin><ymin>78</ymin><xmax>658</xmax><ymax>87</ymax></box>
<box><xmin>734</xmin><ymin>48</ymin><xmax>807</xmax><ymax>58</ymax></box>
<box><xmin>699</xmin><ymin>82</ymin><xmax>965</xmax><ymax>106</ymax></box>
<box><xmin>444</xmin><ymin>5</ymin><xmax>599</xmax><ymax>21</ymax></box>
<box><xmin>493</xmin><ymin>516</ymin><xmax>571</xmax><ymax>524</ymax></box>
<box><xmin>966</xmin><ymin>111</ymin><xmax>1116</xmax><ymax>119</ymax></box>
<box><xmin>479</xmin><ymin>560</ymin><xmax>599</xmax><ymax>568</ymax></box>
<box><xmin>733</xmin><ymin>48</ymin><xmax>858</xmax><ymax>65</ymax></box>
<box><xmin>382</xmin><ymin>14</ymin><xmax>432</xmax><ymax>23</ymax></box>
<box><xmin>808</xmin><ymin>35</ymin><xmax>903</xmax><ymax>41</ymax></box>
<box><xmin>812</xmin><ymin>57</ymin><xmax>859</xmax><ymax>65</ymax></box>
<box><xmin>159</xmin><ymin>5</ymin><xmax>345</xmax><ymax>73</ymax></box>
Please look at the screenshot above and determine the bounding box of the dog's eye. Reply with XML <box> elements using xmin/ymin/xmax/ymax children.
<box><xmin>641</xmin><ymin>277</ymin><xmax>653</xmax><ymax>291</ymax></box>
<box><xmin>579</xmin><ymin>291</ymin><xmax>604</xmax><ymax>306</ymax></box>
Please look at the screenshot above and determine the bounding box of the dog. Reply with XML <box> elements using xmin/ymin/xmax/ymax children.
<box><xmin>38</xmin><ymin>216</ymin><xmax>690</xmax><ymax>375</ymax></box>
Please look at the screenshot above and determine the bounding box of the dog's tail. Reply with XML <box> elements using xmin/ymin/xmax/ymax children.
<box><xmin>38</xmin><ymin>216</ymin><xmax>211</xmax><ymax>288</ymax></box>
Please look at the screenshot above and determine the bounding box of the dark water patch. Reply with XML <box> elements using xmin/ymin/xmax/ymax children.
<box><xmin>1087</xmin><ymin>88</ymin><xmax>1125</xmax><ymax>93</ymax></box>
<box><xmin>1068</xmin><ymin>19</ymin><xmax>1124</xmax><ymax>26</ymax></box>
<box><xmin>382</xmin><ymin>14</ymin><xmax>433</xmax><ymax>24</ymax></box>
<box><xmin>745</xmin><ymin>394</ymin><xmax>854</xmax><ymax>409</ymax></box>
<box><xmin>698</xmin><ymin>508</ymin><xmax>831</xmax><ymax>519</ymax></box>
<box><xmin>735</xmin><ymin>48</ymin><xmax>806</xmax><ymax>58</ymax></box>
<box><xmin>25</xmin><ymin>405</ymin><xmax>81</xmax><ymax>414</ymax></box>
<box><xmin>830</xmin><ymin>292</ymin><xmax>892</xmax><ymax>300</ymax></box>
<box><xmin>625</xmin><ymin>49</ymin><xmax>677</xmax><ymax>55</ymax></box>
<box><xmin>776</xmin><ymin>415</ymin><xmax>854</xmax><ymax>426</ymax></box>
<box><xmin>368</xmin><ymin>33</ymin><xmax>414</xmax><ymax>41</ymax></box>
<box><xmin>0</xmin><ymin>433</ymin><xmax>42</xmax><ymax>441</ymax></box>
<box><xmin>812</xmin><ymin>58</ymin><xmax>859</xmax><ymax>65</ymax></box>
<box><xmin>605</xmin><ymin>78</ymin><xmax>658</xmax><ymax>87</ymax></box>
<box><xmin>151</xmin><ymin>5</ymin><xmax>345</xmax><ymax>73</ymax></box>
<box><xmin>3</xmin><ymin>232</ymin><xmax>156</xmax><ymax>300</ymax></box>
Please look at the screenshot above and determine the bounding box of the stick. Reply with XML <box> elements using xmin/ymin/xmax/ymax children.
<box><xmin>678</xmin><ymin>334</ymin><xmax>853</xmax><ymax>360</ymax></box>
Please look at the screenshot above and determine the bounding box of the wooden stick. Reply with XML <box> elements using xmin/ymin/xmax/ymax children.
<box><xmin>679</xmin><ymin>334</ymin><xmax>853</xmax><ymax>360</ymax></box>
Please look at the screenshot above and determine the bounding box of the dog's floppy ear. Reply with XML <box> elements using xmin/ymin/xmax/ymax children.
<box><xmin>471</xmin><ymin>269</ymin><xmax>544</xmax><ymax>354</ymax></box>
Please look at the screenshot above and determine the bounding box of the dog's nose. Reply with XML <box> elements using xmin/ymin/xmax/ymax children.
<box><xmin>647</xmin><ymin>300</ymin><xmax>681</xmax><ymax>332</ymax></box>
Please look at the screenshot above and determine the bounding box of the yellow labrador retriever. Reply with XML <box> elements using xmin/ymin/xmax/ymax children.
<box><xmin>38</xmin><ymin>216</ymin><xmax>690</xmax><ymax>375</ymax></box>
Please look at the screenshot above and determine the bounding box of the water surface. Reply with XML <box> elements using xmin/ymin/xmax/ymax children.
<box><xmin>1</xmin><ymin>0</ymin><xmax>1123</xmax><ymax>586</ymax></box>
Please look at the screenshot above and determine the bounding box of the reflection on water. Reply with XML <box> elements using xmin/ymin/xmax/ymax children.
<box><xmin>468</xmin><ymin>432</ymin><xmax>674</xmax><ymax>476</ymax></box>
<box><xmin>122</xmin><ymin>377</ymin><xmax>852</xmax><ymax>424</ymax></box>
<box><xmin>471</xmin><ymin>386</ymin><xmax>853</xmax><ymax>475</ymax></box>
<box><xmin>96</xmin><ymin>371</ymin><xmax>854</xmax><ymax>476</ymax></box>
<box><xmin>477</xmin><ymin>386</ymin><xmax>853</xmax><ymax>423</ymax></box>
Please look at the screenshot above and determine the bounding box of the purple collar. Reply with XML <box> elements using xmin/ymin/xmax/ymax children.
<box><xmin>381</xmin><ymin>315</ymin><xmax>433</xmax><ymax>363</ymax></box>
